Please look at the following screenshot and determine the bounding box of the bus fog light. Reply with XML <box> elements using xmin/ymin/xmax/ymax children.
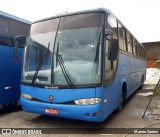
<box><xmin>93</xmin><ymin>111</ymin><xmax>101</xmax><ymax>116</ymax></box>
<box><xmin>74</xmin><ymin>98</ymin><xmax>101</xmax><ymax>105</ymax></box>
<box><xmin>86</xmin><ymin>113</ymin><xmax>92</xmax><ymax>117</ymax></box>
<box><xmin>21</xmin><ymin>92</ymin><xmax>33</xmax><ymax>100</ymax></box>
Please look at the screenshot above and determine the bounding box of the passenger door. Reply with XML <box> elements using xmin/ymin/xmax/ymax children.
<box><xmin>103</xmin><ymin>14</ymin><xmax>119</xmax><ymax>117</ymax></box>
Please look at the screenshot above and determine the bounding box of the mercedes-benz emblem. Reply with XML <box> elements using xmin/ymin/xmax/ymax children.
<box><xmin>49</xmin><ymin>95</ymin><xmax>54</xmax><ymax>101</ymax></box>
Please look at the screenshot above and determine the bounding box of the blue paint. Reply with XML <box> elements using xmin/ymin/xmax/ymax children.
<box><xmin>0</xmin><ymin>45</ymin><xmax>23</xmax><ymax>105</ymax></box>
<box><xmin>20</xmin><ymin>8</ymin><xmax>146</xmax><ymax>122</ymax></box>
<box><xmin>0</xmin><ymin>12</ymin><xmax>31</xmax><ymax>109</ymax></box>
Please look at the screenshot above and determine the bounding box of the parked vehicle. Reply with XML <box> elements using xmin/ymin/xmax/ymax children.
<box><xmin>0</xmin><ymin>11</ymin><xmax>31</xmax><ymax>109</ymax></box>
<box><xmin>17</xmin><ymin>8</ymin><xmax>146</xmax><ymax>122</ymax></box>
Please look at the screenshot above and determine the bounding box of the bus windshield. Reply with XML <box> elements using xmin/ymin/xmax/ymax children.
<box><xmin>22</xmin><ymin>12</ymin><xmax>104</xmax><ymax>86</ymax></box>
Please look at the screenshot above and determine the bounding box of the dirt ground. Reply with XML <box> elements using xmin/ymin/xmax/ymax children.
<box><xmin>0</xmin><ymin>86</ymin><xmax>160</xmax><ymax>137</ymax></box>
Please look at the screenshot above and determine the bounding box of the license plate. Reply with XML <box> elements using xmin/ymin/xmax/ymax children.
<box><xmin>45</xmin><ymin>108</ymin><xmax>58</xmax><ymax>115</ymax></box>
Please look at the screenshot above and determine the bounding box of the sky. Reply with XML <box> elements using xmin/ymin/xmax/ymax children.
<box><xmin>0</xmin><ymin>0</ymin><xmax>160</xmax><ymax>43</ymax></box>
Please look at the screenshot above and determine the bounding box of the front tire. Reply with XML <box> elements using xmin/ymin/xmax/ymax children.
<box><xmin>116</xmin><ymin>91</ymin><xmax>124</xmax><ymax>112</ymax></box>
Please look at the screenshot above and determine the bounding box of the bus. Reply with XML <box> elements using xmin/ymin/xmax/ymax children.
<box><xmin>17</xmin><ymin>8</ymin><xmax>146</xmax><ymax>122</ymax></box>
<box><xmin>0</xmin><ymin>11</ymin><xmax>31</xmax><ymax>109</ymax></box>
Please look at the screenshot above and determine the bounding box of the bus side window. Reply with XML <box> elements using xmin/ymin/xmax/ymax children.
<box><xmin>141</xmin><ymin>47</ymin><xmax>143</xmax><ymax>58</ymax></box>
<box><xmin>28</xmin><ymin>44</ymin><xmax>39</xmax><ymax>71</ymax></box>
<box><xmin>137</xmin><ymin>44</ymin><xmax>139</xmax><ymax>57</ymax></box>
<box><xmin>0</xmin><ymin>37</ymin><xmax>12</xmax><ymax>47</ymax></box>
<box><xmin>142</xmin><ymin>47</ymin><xmax>145</xmax><ymax>58</ymax></box>
<box><xmin>141</xmin><ymin>46</ymin><xmax>143</xmax><ymax>58</ymax></box>
<box><xmin>133</xmin><ymin>38</ymin><xmax>136</xmax><ymax>55</ymax></box>
<box><xmin>142</xmin><ymin>47</ymin><xmax>144</xmax><ymax>58</ymax></box>
<box><xmin>0</xmin><ymin>16</ymin><xmax>9</xmax><ymax>35</ymax></box>
<box><xmin>139</xmin><ymin>46</ymin><xmax>142</xmax><ymax>58</ymax></box>
<box><xmin>9</xmin><ymin>19</ymin><xmax>30</xmax><ymax>37</ymax></box>
<box><xmin>105</xmin><ymin>14</ymin><xmax>118</xmax><ymax>84</ymax></box>
<box><xmin>126</xmin><ymin>31</ymin><xmax>132</xmax><ymax>54</ymax></box>
<box><xmin>118</xmin><ymin>22</ymin><xmax>126</xmax><ymax>51</ymax></box>
<box><xmin>105</xmin><ymin>41</ymin><xmax>113</xmax><ymax>84</ymax></box>
<box><xmin>10</xmin><ymin>19</ymin><xmax>30</xmax><ymax>48</ymax></box>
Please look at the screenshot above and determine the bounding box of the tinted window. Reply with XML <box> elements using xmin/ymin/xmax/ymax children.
<box><xmin>105</xmin><ymin>15</ymin><xmax>118</xmax><ymax>84</ymax></box>
<box><xmin>56</xmin><ymin>13</ymin><xmax>104</xmax><ymax>62</ymax></box>
<box><xmin>107</xmin><ymin>15</ymin><xmax>118</xmax><ymax>40</ymax></box>
<box><xmin>133</xmin><ymin>38</ymin><xmax>136</xmax><ymax>55</ymax></box>
<box><xmin>31</xmin><ymin>18</ymin><xmax>60</xmax><ymax>35</ymax></box>
<box><xmin>10</xmin><ymin>20</ymin><xmax>30</xmax><ymax>37</ymax></box>
<box><xmin>137</xmin><ymin>43</ymin><xmax>140</xmax><ymax>57</ymax></box>
<box><xmin>0</xmin><ymin>16</ymin><xmax>9</xmax><ymax>35</ymax></box>
<box><xmin>135</xmin><ymin>42</ymin><xmax>138</xmax><ymax>56</ymax></box>
<box><xmin>142</xmin><ymin>47</ymin><xmax>145</xmax><ymax>58</ymax></box>
<box><xmin>140</xmin><ymin>45</ymin><xmax>144</xmax><ymax>58</ymax></box>
<box><xmin>24</xmin><ymin>13</ymin><xmax>104</xmax><ymax>85</ymax></box>
<box><xmin>59</xmin><ymin>13</ymin><xmax>104</xmax><ymax>30</ymax></box>
<box><xmin>118</xmin><ymin>22</ymin><xmax>126</xmax><ymax>51</ymax></box>
<box><xmin>107</xmin><ymin>15</ymin><xmax>118</xmax><ymax>73</ymax></box>
<box><xmin>126</xmin><ymin>31</ymin><xmax>132</xmax><ymax>53</ymax></box>
<box><xmin>139</xmin><ymin>46</ymin><xmax>142</xmax><ymax>57</ymax></box>
<box><xmin>105</xmin><ymin>40</ymin><xmax>113</xmax><ymax>84</ymax></box>
<box><xmin>0</xmin><ymin>37</ymin><xmax>12</xmax><ymax>46</ymax></box>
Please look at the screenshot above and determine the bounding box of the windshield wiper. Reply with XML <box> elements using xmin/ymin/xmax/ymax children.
<box><xmin>55</xmin><ymin>42</ymin><xmax>75</xmax><ymax>88</ymax></box>
<box><xmin>31</xmin><ymin>42</ymin><xmax>50</xmax><ymax>86</ymax></box>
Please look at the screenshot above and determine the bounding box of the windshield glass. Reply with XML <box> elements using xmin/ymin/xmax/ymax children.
<box><xmin>22</xmin><ymin>12</ymin><xmax>104</xmax><ymax>86</ymax></box>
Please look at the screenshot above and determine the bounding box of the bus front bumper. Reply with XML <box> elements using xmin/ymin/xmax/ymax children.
<box><xmin>20</xmin><ymin>97</ymin><xmax>104</xmax><ymax>122</ymax></box>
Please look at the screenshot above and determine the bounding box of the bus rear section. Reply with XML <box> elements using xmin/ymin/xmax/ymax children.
<box><xmin>0</xmin><ymin>11</ymin><xmax>31</xmax><ymax>109</ymax></box>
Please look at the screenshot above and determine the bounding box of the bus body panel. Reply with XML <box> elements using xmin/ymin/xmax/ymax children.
<box><xmin>0</xmin><ymin>45</ymin><xmax>23</xmax><ymax>104</ymax></box>
<box><xmin>21</xmin><ymin>97</ymin><xmax>104</xmax><ymax>122</ymax></box>
<box><xmin>21</xmin><ymin>85</ymin><xmax>105</xmax><ymax>122</ymax></box>
<box><xmin>117</xmin><ymin>52</ymin><xmax>146</xmax><ymax>98</ymax></box>
<box><xmin>0</xmin><ymin>11</ymin><xmax>31</xmax><ymax>109</ymax></box>
<box><xmin>21</xmin><ymin>85</ymin><xmax>96</xmax><ymax>103</ymax></box>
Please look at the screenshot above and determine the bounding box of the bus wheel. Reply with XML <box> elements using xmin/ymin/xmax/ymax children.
<box><xmin>116</xmin><ymin>91</ymin><xmax>124</xmax><ymax>112</ymax></box>
<box><xmin>139</xmin><ymin>75</ymin><xmax>144</xmax><ymax>89</ymax></box>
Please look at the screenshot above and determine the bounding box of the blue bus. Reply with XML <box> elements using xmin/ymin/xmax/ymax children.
<box><xmin>17</xmin><ymin>8</ymin><xmax>146</xmax><ymax>122</ymax></box>
<box><xmin>0</xmin><ymin>11</ymin><xmax>31</xmax><ymax>109</ymax></box>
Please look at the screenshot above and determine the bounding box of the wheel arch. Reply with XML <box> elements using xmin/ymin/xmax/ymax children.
<box><xmin>120</xmin><ymin>80</ymin><xmax>128</xmax><ymax>101</ymax></box>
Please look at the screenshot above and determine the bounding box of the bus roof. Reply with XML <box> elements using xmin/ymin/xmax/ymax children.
<box><xmin>33</xmin><ymin>8</ymin><xmax>111</xmax><ymax>23</ymax></box>
<box><xmin>32</xmin><ymin>8</ymin><xmax>143</xmax><ymax>47</ymax></box>
<box><xmin>0</xmin><ymin>10</ymin><xmax>31</xmax><ymax>25</ymax></box>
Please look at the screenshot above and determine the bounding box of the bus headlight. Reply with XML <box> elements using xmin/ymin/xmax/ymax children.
<box><xmin>74</xmin><ymin>98</ymin><xmax>101</xmax><ymax>105</ymax></box>
<box><xmin>21</xmin><ymin>92</ymin><xmax>33</xmax><ymax>100</ymax></box>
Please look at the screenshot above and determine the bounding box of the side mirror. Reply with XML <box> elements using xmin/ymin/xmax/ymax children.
<box><xmin>14</xmin><ymin>35</ymin><xmax>26</xmax><ymax>43</ymax></box>
<box><xmin>105</xmin><ymin>29</ymin><xmax>113</xmax><ymax>40</ymax></box>
<box><xmin>105</xmin><ymin>29</ymin><xmax>118</xmax><ymax>60</ymax></box>
<box><xmin>14</xmin><ymin>35</ymin><xmax>26</xmax><ymax>57</ymax></box>
<box><xmin>108</xmin><ymin>39</ymin><xmax>118</xmax><ymax>60</ymax></box>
